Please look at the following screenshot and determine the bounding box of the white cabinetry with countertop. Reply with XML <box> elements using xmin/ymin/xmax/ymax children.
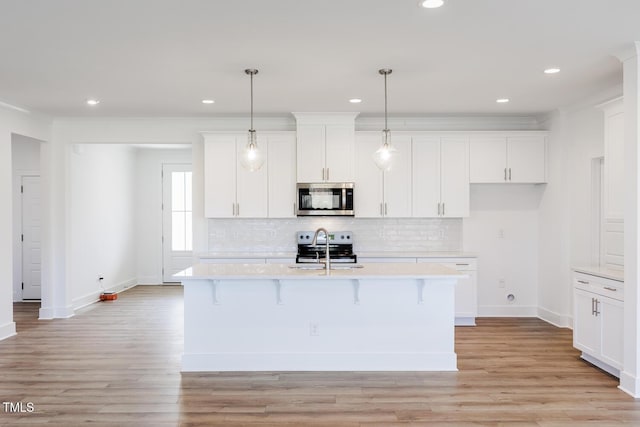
<box><xmin>355</xmin><ymin>132</ymin><xmax>412</xmax><ymax>218</ymax></box>
<box><xmin>469</xmin><ymin>134</ymin><xmax>546</xmax><ymax>183</ymax></box>
<box><xmin>294</xmin><ymin>113</ymin><xmax>358</xmax><ymax>183</ymax></box>
<box><xmin>412</xmin><ymin>136</ymin><xmax>469</xmax><ymax>217</ymax></box>
<box><xmin>573</xmin><ymin>267</ymin><xmax>624</xmax><ymax>377</ymax></box>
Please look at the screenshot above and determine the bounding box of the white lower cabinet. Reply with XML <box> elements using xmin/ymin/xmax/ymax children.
<box><xmin>418</xmin><ymin>258</ymin><xmax>477</xmax><ymax>326</ymax></box>
<box><xmin>573</xmin><ymin>270</ymin><xmax>624</xmax><ymax>377</ymax></box>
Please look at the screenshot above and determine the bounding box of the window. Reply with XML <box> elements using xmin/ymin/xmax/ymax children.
<box><xmin>171</xmin><ymin>171</ymin><xmax>192</xmax><ymax>251</ymax></box>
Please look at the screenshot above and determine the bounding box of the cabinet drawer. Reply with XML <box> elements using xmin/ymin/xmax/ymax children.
<box><xmin>417</xmin><ymin>258</ymin><xmax>477</xmax><ymax>271</ymax></box>
<box><xmin>574</xmin><ymin>272</ymin><xmax>623</xmax><ymax>301</ymax></box>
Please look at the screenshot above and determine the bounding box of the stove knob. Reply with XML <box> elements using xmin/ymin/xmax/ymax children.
<box><xmin>347</xmin><ymin>235</ymin><xmax>351</xmax><ymax>239</ymax></box>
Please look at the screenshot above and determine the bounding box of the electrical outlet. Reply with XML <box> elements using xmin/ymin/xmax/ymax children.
<box><xmin>498</xmin><ymin>279</ymin><xmax>506</xmax><ymax>288</ymax></box>
<box><xmin>498</xmin><ymin>229</ymin><xmax>505</xmax><ymax>239</ymax></box>
<box><xmin>309</xmin><ymin>322</ymin><xmax>319</xmax><ymax>336</ymax></box>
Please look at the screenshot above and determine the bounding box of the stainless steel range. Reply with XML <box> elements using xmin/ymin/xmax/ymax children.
<box><xmin>296</xmin><ymin>231</ymin><xmax>357</xmax><ymax>264</ymax></box>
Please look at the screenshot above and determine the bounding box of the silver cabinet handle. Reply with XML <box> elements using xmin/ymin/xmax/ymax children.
<box><xmin>456</xmin><ymin>263</ymin><xmax>469</xmax><ymax>266</ymax></box>
<box><xmin>232</xmin><ymin>203</ymin><xmax>235</xmax><ymax>216</ymax></box>
<box><xmin>380</xmin><ymin>203</ymin><xmax>383</xmax><ymax>216</ymax></box>
<box><xmin>236</xmin><ymin>203</ymin><xmax>239</xmax><ymax>216</ymax></box>
<box><xmin>437</xmin><ymin>202</ymin><xmax>441</xmax><ymax>216</ymax></box>
<box><xmin>591</xmin><ymin>297</ymin><xmax>595</xmax><ymax>315</ymax></box>
<box><xmin>577</xmin><ymin>280</ymin><xmax>589</xmax><ymax>284</ymax></box>
<box><xmin>442</xmin><ymin>202</ymin><xmax>445</xmax><ymax>216</ymax></box>
<box><xmin>504</xmin><ymin>168</ymin><xmax>507</xmax><ymax>181</ymax></box>
<box><xmin>322</xmin><ymin>167</ymin><xmax>325</xmax><ymax>181</ymax></box>
<box><xmin>509</xmin><ymin>168</ymin><xmax>512</xmax><ymax>181</ymax></box>
<box><xmin>604</xmin><ymin>286</ymin><xmax>617</xmax><ymax>292</ymax></box>
<box><xmin>384</xmin><ymin>203</ymin><xmax>388</xmax><ymax>215</ymax></box>
<box><xmin>595</xmin><ymin>299</ymin><xmax>600</xmax><ymax>316</ymax></box>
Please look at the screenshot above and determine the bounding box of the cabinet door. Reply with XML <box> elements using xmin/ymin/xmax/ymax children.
<box><xmin>440</xmin><ymin>137</ymin><xmax>470</xmax><ymax>217</ymax></box>
<box><xmin>354</xmin><ymin>134</ymin><xmax>384</xmax><ymax>217</ymax></box>
<box><xmin>455</xmin><ymin>271</ymin><xmax>477</xmax><ymax>320</ymax></box>
<box><xmin>236</xmin><ymin>140</ymin><xmax>268</xmax><ymax>218</ymax></box>
<box><xmin>604</xmin><ymin>103</ymin><xmax>624</xmax><ymax>220</ymax></box>
<box><xmin>469</xmin><ymin>137</ymin><xmax>507</xmax><ymax>183</ymax></box>
<box><xmin>204</xmin><ymin>138</ymin><xmax>237</xmax><ymax>218</ymax></box>
<box><xmin>573</xmin><ymin>288</ymin><xmax>601</xmax><ymax>356</ymax></box>
<box><xmin>412</xmin><ymin>137</ymin><xmax>441</xmax><ymax>217</ymax></box>
<box><xmin>507</xmin><ymin>136</ymin><xmax>546</xmax><ymax>183</ymax></box>
<box><xmin>296</xmin><ymin>125</ymin><xmax>325</xmax><ymax>182</ymax></box>
<box><xmin>599</xmin><ymin>296</ymin><xmax>624</xmax><ymax>369</ymax></box>
<box><xmin>268</xmin><ymin>134</ymin><xmax>296</xmax><ymax>218</ymax></box>
<box><xmin>383</xmin><ymin>136</ymin><xmax>412</xmax><ymax>217</ymax></box>
<box><xmin>325</xmin><ymin>125</ymin><xmax>355</xmax><ymax>182</ymax></box>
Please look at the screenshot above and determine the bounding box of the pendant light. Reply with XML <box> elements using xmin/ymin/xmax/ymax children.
<box><xmin>373</xmin><ymin>68</ymin><xmax>396</xmax><ymax>171</ymax></box>
<box><xmin>240</xmin><ymin>68</ymin><xmax>265</xmax><ymax>172</ymax></box>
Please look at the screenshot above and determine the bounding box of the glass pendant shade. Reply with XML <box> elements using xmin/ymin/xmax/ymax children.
<box><xmin>240</xmin><ymin>129</ymin><xmax>265</xmax><ymax>172</ymax></box>
<box><xmin>240</xmin><ymin>68</ymin><xmax>265</xmax><ymax>172</ymax></box>
<box><xmin>374</xmin><ymin>69</ymin><xmax>396</xmax><ymax>170</ymax></box>
<box><xmin>372</xmin><ymin>129</ymin><xmax>397</xmax><ymax>171</ymax></box>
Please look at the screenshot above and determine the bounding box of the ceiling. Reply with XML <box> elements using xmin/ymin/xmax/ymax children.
<box><xmin>0</xmin><ymin>0</ymin><xmax>638</xmax><ymax>118</ymax></box>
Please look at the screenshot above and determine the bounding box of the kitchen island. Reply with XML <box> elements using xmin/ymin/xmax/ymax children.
<box><xmin>174</xmin><ymin>262</ymin><xmax>464</xmax><ymax>372</ymax></box>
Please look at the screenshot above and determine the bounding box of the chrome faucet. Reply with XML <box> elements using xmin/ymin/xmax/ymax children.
<box><xmin>311</xmin><ymin>227</ymin><xmax>331</xmax><ymax>274</ymax></box>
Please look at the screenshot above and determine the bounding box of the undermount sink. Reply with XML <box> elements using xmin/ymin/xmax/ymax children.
<box><xmin>288</xmin><ymin>264</ymin><xmax>364</xmax><ymax>270</ymax></box>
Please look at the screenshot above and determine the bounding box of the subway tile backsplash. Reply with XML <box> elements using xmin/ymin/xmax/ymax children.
<box><xmin>207</xmin><ymin>218</ymin><xmax>462</xmax><ymax>253</ymax></box>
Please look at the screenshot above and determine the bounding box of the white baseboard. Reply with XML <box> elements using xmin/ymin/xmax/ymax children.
<box><xmin>619</xmin><ymin>371</ymin><xmax>640</xmax><ymax>398</ymax></box>
<box><xmin>72</xmin><ymin>278</ymin><xmax>137</xmax><ymax>311</ymax></box>
<box><xmin>39</xmin><ymin>305</ymin><xmax>74</xmax><ymax>319</ymax></box>
<box><xmin>478</xmin><ymin>305</ymin><xmax>537</xmax><ymax>317</ymax></box>
<box><xmin>0</xmin><ymin>321</ymin><xmax>17</xmax><ymax>341</ymax></box>
<box><xmin>537</xmin><ymin>307</ymin><xmax>572</xmax><ymax>328</ymax></box>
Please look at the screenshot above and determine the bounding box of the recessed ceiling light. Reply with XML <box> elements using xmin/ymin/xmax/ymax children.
<box><xmin>496</xmin><ymin>98</ymin><xmax>510</xmax><ymax>104</ymax></box>
<box><xmin>544</xmin><ymin>68</ymin><xmax>561</xmax><ymax>74</ymax></box>
<box><xmin>349</xmin><ymin>98</ymin><xmax>362</xmax><ymax>104</ymax></box>
<box><xmin>86</xmin><ymin>99</ymin><xmax>100</xmax><ymax>106</ymax></box>
<box><xmin>202</xmin><ymin>99</ymin><xmax>215</xmax><ymax>104</ymax></box>
<box><xmin>420</xmin><ymin>0</ymin><xmax>444</xmax><ymax>8</ymax></box>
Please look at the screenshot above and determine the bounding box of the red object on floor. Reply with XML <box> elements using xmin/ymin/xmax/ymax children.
<box><xmin>100</xmin><ymin>292</ymin><xmax>117</xmax><ymax>301</ymax></box>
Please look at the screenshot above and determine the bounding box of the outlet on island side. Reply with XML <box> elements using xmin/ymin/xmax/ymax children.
<box><xmin>498</xmin><ymin>279</ymin><xmax>506</xmax><ymax>288</ymax></box>
<box><xmin>309</xmin><ymin>322</ymin><xmax>319</xmax><ymax>336</ymax></box>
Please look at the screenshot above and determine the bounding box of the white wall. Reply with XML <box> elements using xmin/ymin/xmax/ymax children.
<box><xmin>135</xmin><ymin>147</ymin><xmax>192</xmax><ymax>284</ymax></box>
<box><xmin>537</xmin><ymin>103</ymin><xmax>609</xmax><ymax>327</ymax></box>
<box><xmin>463</xmin><ymin>185</ymin><xmax>544</xmax><ymax>316</ymax></box>
<box><xmin>69</xmin><ymin>144</ymin><xmax>137</xmax><ymax>308</ymax></box>
<box><xmin>11</xmin><ymin>135</ymin><xmax>41</xmax><ymax>301</ymax></box>
<box><xmin>0</xmin><ymin>106</ymin><xmax>51</xmax><ymax>339</ymax></box>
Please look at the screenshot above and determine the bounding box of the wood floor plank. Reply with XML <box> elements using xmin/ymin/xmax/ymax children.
<box><xmin>2</xmin><ymin>285</ymin><xmax>640</xmax><ymax>426</ymax></box>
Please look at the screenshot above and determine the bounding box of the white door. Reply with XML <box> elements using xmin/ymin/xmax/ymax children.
<box><xmin>162</xmin><ymin>164</ymin><xmax>193</xmax><ymax>283</ymax></box>
<box><xmin>21</xmin><ymin>176</ymin><xmax>41</xmax><ymax>300</ymax></box>
<box><xmin>354</xmin><ymin>134</ymin><xmax>384</xmax><ymax>217</ymax></box>
<box><xmin>507</xmin><ymin>136</ymin><xmax>546</xmax><ymax>183</ymax></box>
<box><xmin>236</xmin><ymin>139</ymin><xmax>268</xmax><ymax>218</ymax></box>
<box><xmin>469</xmin><ymin>137</ymin><xmax>507</xmax><ymax>183</ymax></box>
<box><xmin>324</xmin><ymin>125</ymin><xmax>355</xmax><ymax>182</ymax></box>
<box><xmin>203</xmin><ymin>137</ymin><xmax>237</xmax><ymax>218</ymax></box>
<box><xmin>296</xmin><ymin>125</ymin><xmax>325</xmax><ymax>182</ymax></box>
<box><xmin>267</xmin><ymin>134</ymin><xmax>297</xmax><ymax>218</ymax></box>
<box><xmin>382</xmin><ymin>136</ymin><xmax>412</xmax><ymax>217</ymax></box>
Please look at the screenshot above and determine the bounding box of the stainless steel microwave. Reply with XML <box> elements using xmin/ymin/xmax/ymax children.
<box><xmin>296</xmin><ymin>182</ymin><xmax>354</xmax><ymax>216</ymax></box>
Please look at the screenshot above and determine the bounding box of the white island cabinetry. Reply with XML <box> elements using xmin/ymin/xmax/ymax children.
<box><xmin>573</xmin><ymin>268</ymin><xmax>624</xmax><ymax>377</ymax></box>
<box><xmin>176</xmin><ymin>263</ymin><xmax>463</xmax><ymax>372</ymax></box>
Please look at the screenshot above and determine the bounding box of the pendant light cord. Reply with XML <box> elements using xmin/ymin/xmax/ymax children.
<box><xmin>250</xmin><ymin>71</ymin><xmax>254</xmax><ymax>132</ymax></box>
<box><xmin>384</xmin><ymin>72</ymin><xmax>388</xmax><ymax>131</ymax></box>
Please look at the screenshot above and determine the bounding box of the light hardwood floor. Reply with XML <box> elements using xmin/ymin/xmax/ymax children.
<box><xmin>2</xmin><ymin>285</ymin><xmax>639</xmax><ymax>426</ymax></box>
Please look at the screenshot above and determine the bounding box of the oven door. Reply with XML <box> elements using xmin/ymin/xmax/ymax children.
<box><xmin>296</xmin><ymin>183</ymin><xmax>354</xmax><ymax>216</ymax></box>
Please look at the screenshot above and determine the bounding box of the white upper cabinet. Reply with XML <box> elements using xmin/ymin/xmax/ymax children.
<box><xmin>469</xmin><ymin>134</ymin><xmax>546</xmax><ymax>183</ymax></box>
<box><xmin>355</xmin><ymin>132</ymin><xmax>412</xmax><ymax>218</ymax></box>
<box><xmin>294</xmin><ymin>113</ymin><xmax>358</xmax><ymax>183</ymax></box>
<box><xmin>267</xmin><ymin>133</ymin><xmax>297</xmax><ymax>218</ymax></box>
<box><xmin>412</xmin><ymin>136</ymin><xmax>469</xmax><ymax>217</ymax></box>
<box><xmin>204</xmin><ymin>132</ymin><xmax>296</xmax><ymax>219</ymax></box>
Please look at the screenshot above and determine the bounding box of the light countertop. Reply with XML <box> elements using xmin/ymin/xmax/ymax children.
<box><xmin>175</xmin><ymin>262</ymin><xmax>466</xmax><ymax>281</ymax></box>
<box><xmin>197</xmin><ymin>251</ymin><xmax>476</xmax><ymax>259</ymax></box>
<box><xmin>573</xmin><ymin>266</ymin><xmax>624</xmax><ymax>282</ymax></box>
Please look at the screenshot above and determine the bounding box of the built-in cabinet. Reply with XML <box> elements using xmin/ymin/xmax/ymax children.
<box><xmin>573</xmin><ymin>269</ymin><xmax>624</xmax><ymax>377</ymax></box>
<box><xmin>294</xmin><ymin>113</ymin><xmax>358</xmax><ymax>183</ymax></box>
<box><xmin>412</xmin><ymin>136</ymin><xmax>469</xmax><ymax>217</ymax></box>
<box><xmin>469</xmin><ymin>135</ymin><xmax>546</xmax><ymax>183</ymax></box>
<box><xmin>203</xmin><ymin>132</ymin><xmax>296</xmax><ymax>218</ymax></box>
<box><xmin>600</xmin><ymin>98</ymin><xmax>624</xmax><ymax>269</ymax></box>
<box><xmin>355</xmin><ymin>133</ymin><xmax>412</xmax><ymax>217</ymax></box>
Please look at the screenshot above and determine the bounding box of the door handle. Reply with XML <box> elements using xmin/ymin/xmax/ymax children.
<box><xmin>236</xmin><ymin>203</ymin><xmax>239</xmax><ymax>216</ymax></box>
<box><xmin>437</xmin><ymin>202</ymin><xmax>441</xmax><ymax>216</ymax></box>
<box><xmin>504</xmin><ymin>168</ymin><xmax>507</xmax><ymax>181</ymax></box>
<box><xmin>322</xmin><ymin>168</ymin><xmax>325</xmax><ymax>181</ymax></box>
<box><xmin>509</xmin><ymin>168</ymin><xmax>512</xmax><ymax>181</ymax></box>
<box><xmin>232</xmin><ymin>203</ymin><xmax>235</xmax><ymax>216</ymax></box>
<box><xmin>604</xmin><ymin>286</ymin><xmax>617</xmax><ymax>292</ymax></box>
<box><xmin>380</xmin><ymin>203</ymin><xmax>383</xmax><ymax>216</ymax></box>
<box><xmin>442</xmin><ymin>202</ymin><xmax>445</xmax><ymax>216</ymax></box>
